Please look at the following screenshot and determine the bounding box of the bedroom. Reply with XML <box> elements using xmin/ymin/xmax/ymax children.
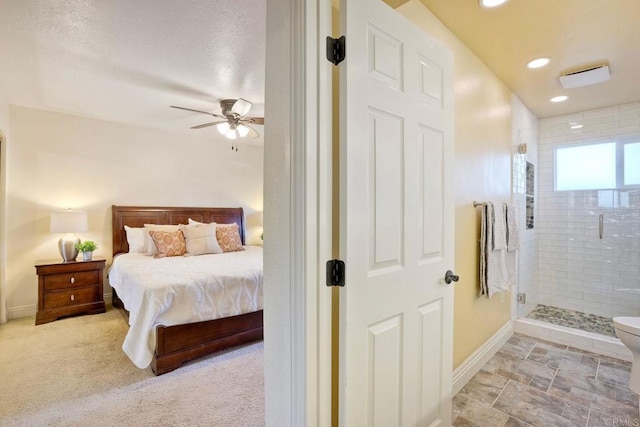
<box><xmin>3</xmin><ymin>0</ymin><xmax>640</xmax><ymax>426</ymax></box>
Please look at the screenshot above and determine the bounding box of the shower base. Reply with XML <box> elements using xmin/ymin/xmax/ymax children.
<box><xmin>526</xmin><ymin>304</ymin><xmax>616</xmax><ymax>337</ymax></box>
<box><xmin>515</xmin><ymin>304</ymin><xmax>631</xmax><ymax>361</ymax></box>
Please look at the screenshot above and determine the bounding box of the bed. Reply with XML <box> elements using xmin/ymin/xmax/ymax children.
<box><xmin>110</xmin><ymin>205</ymin><xmax>263</xmax><ymax>375</ymax></box>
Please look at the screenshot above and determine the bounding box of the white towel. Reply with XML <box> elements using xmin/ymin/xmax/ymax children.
<box><xmin>492</xmin><ymin>203</ymin><xmax>507</xmax><ymax>250</ymax></box>
<box><xmin>480</xmin><ymin>202</ymin><xmax>516</xmax><ymax>298</ymax></box>
<box><xmin>506</xmin><ymin>203</ymin><xmax>520</xmax><ymax>251</ymax></box>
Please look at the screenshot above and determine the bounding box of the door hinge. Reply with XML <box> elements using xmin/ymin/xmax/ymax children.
<box><xmin>326</xmin><ymin>259</ymin><xmax>346</xmax><ymax>287</ymax></box>
<box><xmin>326</xmin><ymin>36</ymin><xmax>346</xmax><ymax>66</ymax></box>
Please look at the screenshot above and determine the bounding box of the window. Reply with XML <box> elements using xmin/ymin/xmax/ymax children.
<box><xmin>555</xmin><ymin>139</ymin><xmax>640</xmax><ymax>191</ymax></box>
<box><xmin>624</xmin><ymin>142</ymin><xmax>640</xmax><ymax>186</ymax></box>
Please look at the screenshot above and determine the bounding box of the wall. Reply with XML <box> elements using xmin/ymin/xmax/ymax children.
<box><xmin>0</xmin><ymin>91</ymin><xmax>9</xmax><ymax>323</ymax></box>
<box><xmin>538</xmin><ymin>102</ymin><xmax>640</xmax><ymax>318</ymax></box>
<box><xmin>6</xmin><ymin>105</ymin><xmax>263</xmax><ymax>318</ymax></box>
<box><xmin>512</xmin><ymin>95</ymin><xmax>539</xmax><ymax>317</ymax></box>
<box><xmin>397</xmin><ymin>0</ymin><xmax>512</xmax><ymax>369</ymax></box>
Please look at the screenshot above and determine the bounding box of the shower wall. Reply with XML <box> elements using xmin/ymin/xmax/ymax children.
<box><xmin>538</xmin><ymin>102</ymin><xmax>640</xmax><ymax>319</ymax></box>
<box><xmin>512</xmin><ymin>95</ymin><xmax>539</xmax><ymax>317</ymax></box>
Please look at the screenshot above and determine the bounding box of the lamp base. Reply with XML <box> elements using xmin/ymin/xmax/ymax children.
<box><xmin>59</xmin><ymin>234</ymin><xmax>80</xmax><ymax>261</ymax></box>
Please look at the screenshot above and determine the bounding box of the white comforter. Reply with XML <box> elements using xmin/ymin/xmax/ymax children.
<box><xmin>108</xmin><ymin>246</ymin><xmax>263</xmax><ymax>368</ymax></box>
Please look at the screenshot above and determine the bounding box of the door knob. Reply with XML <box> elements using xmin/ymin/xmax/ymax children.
<box><xmin>444</xmin><ymin>270</ymin><xmax>459</xmax><ymax>285</ymax></box>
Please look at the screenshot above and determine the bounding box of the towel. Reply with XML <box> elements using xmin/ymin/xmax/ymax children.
<box><xmin>506</xmin><ymin>203</ymin><xmax>520</xmax><ymax>251</ymax></box>
<box><xmin>480</xmin><ymin>202</ymin><xmax>516</xmax><ymax>298</ymax></box>
<box><xmin>492</xmin><ymin>203</ymin><xmax>507</xmax><ymax>250</ymax></box>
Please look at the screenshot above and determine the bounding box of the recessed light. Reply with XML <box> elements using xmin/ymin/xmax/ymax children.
<box><xmin>527</xmin><ymin>58</ymin><xmax>550</xmax><ymax>69</ymax></box>
<box><xmin>479</xmin><ymin>0</ymin><xmax>509</xmax><ymax>8</ymax></box>
<box><xmin>550</xmin><ymin>96</ymin><xmax>568</xmax><ymax>103</ymax></box>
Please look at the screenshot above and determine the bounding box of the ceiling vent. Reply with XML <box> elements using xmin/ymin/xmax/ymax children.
<box><xmin>559</xmin><ymin>65</ymin><xmax>610</xmax><ymax>89</ymax></box>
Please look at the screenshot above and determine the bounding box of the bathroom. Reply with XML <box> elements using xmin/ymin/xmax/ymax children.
<box><xmin>513</xmin><ymin>98</ymin><xmax>640</xmax><ymax>366</ymax></box>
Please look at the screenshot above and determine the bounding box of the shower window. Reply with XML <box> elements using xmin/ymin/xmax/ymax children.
<box><xmin>555</xmin><ymin>139</ymin><xmax>640</xmax><ymax>191</ymax></box>
<box><xmin>624</xmin><ymin>142</ymin><xmax>640</xmax><ymax>185</ymax></box>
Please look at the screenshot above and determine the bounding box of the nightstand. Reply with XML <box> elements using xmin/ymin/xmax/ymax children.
<box><xmin>35</xmin><ymin>257</ymin><xmax>106</xmax><ymax>325</ymax></box>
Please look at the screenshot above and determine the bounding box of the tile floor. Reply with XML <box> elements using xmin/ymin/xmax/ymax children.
<box><xmin>453</xmin><ymin>334</ymin><xmax>639</xmax><ymax>426</ymax></box>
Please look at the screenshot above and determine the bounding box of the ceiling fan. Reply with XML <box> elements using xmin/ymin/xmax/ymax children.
<box><xmin>170</xmin><ymin>98</ymin><xmax>264</xmax><ymax>142</ymax></box>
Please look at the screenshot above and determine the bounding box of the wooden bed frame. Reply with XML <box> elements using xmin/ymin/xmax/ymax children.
<box><xmin>111</xmin><ymin>205</ymin><xmax>263</xmax><ymax>375</ymax></box>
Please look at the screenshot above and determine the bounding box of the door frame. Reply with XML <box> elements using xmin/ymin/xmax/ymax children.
<box><xmin>0</xmin><ymin>129</ymin><xmax>6</xmax><ymax>324</ymax></box>
<box><xmin>264</xmin><ymin>0</ymin><xmax>332</xmax><ymax>425</ymax></box>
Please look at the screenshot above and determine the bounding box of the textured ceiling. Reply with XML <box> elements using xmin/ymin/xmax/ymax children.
<box><xmin>0</xmin><ymin>0</ymin><xmax>265</xmax><ymax>142</ymax></box>
<box><xmin>418</xmin><ymin>0</ymin><xmax>640</xmax><ymax>118</ymax></box>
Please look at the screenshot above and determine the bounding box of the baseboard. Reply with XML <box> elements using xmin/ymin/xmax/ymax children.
<box><xmin>8</xmin><ymin>304</ymin><xmax>37</xmax><ymax>320</ymax></box>
<box><xmin>452</xmin><ymin>321</ymin><xmax>515</xmax><ymax>395</ymax></box>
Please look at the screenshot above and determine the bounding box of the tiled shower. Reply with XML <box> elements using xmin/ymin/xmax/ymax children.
<box><xmin>537</xmin><ymin>103</ymin><xmax>640</xmax><ymax>319</ymax></box>
<box><xmin>513</xmin><ymin>98</ymin><xmax>640</xmax><ymax>352</ymax></box>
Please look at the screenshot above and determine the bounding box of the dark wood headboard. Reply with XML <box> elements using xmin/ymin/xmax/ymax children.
<box><xmin>112</xmin><ymin>205</ymin><xmax>245</xmax><ymax>256</ymax></box>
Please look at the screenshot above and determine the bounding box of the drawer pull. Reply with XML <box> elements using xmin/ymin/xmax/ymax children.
<box><xmin>70</xmin><ymin>294</ymin><xmax>75</xmax><ymax>301</ymax></box>
<box><xmin>70</xmin><ymin>277</ymin><xmax>75</xmax><ymax>284</ymax></box>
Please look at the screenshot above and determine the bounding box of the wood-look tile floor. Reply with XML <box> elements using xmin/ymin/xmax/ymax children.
<box><xmin>453</xmin><ymin>334</ymin><xmax>640</xmax><ymax>426</ymax></box>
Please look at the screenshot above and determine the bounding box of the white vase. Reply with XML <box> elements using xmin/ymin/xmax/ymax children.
<box><xmin>82</xmin><ymin>251</ymin><xmax>93</xmax><ymax>261</ymax></box>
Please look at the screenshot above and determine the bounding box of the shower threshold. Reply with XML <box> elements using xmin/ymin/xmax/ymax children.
<box><xmin>516</xmin><ymin>304</ymin><xmax>631</xmax><ymax>361</ymax></box>
<box><xmin>526</xmin><ymin>304</ymin><xmax>616</xmax><ymax>337</ymax></box>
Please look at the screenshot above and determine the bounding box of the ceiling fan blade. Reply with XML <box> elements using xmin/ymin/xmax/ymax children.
<box><xmin>190</xmin><ymin>120</ymin><xmax>228</xmax><ymax>129</ymax></box>
<box><xmin>245</xmin><ymin>124</ymin><xmax>260</xmax><ymax>138</ymax></box>
<box><xmin>243</xmin><ymin>116</ymin><xmax>264</xmax><ymax>125</ymax></box>
<box><xmin>170</xmin><ymin>105</ymin><xmax>224</xmax><ymax>118</ymax></box>
<box><xmin>231</xmin><ymin>98</ymin><xmax>252</xmax><ymax>116</ymax></box>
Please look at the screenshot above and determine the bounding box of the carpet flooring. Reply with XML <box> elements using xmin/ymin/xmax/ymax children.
<box><xmin>0</xmin><ymin>308</ymin><xmax>264</xmax><ymax>426</ymax></box>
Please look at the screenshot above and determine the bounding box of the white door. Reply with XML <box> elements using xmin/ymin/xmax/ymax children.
<box><xmin>339</xmin><ymin>0</ymin><xmax>454</xmax><ymax>425</ymax></box>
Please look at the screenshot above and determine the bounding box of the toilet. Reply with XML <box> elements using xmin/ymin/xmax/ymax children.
<box><xmin>613</xmin><ymin>317</ymin><xmax>640</xmax><ymax>394</ymax></box>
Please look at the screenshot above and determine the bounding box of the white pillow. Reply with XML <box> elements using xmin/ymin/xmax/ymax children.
<box><xmin>143</xmin><ymin>224</ymin><xmax>181</xmax><ymax>256</ymax></box>
<box><xmin>124</xmin><ymin>226</ymin><xmax>146</xmax><ymax>253</ymax></box>
<box><xmin>179</xmin><ymin>223</ymin><xmax>222</xmax><ymax>256</ymax></box>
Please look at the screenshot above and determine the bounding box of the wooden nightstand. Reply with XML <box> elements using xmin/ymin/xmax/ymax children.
<box><xmin>35</xmin><ymin>257</ymin><xmax>106</xmax><ymax>325</ymax></box>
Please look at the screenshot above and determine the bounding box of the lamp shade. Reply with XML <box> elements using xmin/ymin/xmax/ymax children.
<box><xmin>50</xmin><ymin>210</ymin><xmax>88</xmax><ymax>233</ymax></box>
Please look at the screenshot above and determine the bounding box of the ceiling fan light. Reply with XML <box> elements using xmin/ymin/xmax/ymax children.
<box><xmin>226</xmin><ymin>128</ymin><xmax>238</xmax><ymax>140</ymax></box>
<box><xmin>217</xmin><ymin>122</ymin><xmax>230</xmax><ymax>135</ymax></box>
<box><xmin>237</xmin><ymin>124</ymin><xmax>250</xmax><ymax>138</ymax></box>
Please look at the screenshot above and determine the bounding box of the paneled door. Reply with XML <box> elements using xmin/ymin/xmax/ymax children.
<box><xmin>339</xmin><ymin>0</ymin><xmax>455</xmax><ymax>425</ymax></box>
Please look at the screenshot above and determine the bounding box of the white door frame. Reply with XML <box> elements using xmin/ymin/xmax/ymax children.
<box><xmin>0</xmin><ymin>130</ymin><xmax>6</xmax><ymax>324</ymax></box>
<box><xmin>264</xmin><ymin>0</ymin><xmax>332</xmax><ymax>425</ymax></box>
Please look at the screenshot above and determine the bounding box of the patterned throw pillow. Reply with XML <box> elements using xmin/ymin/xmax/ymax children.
<box><xmin>216</xmin><ymin>223</ymin><xmax>244</xmax><ymax>252</ymax></box>
<box><xmin>149</xmin><ymin>230</ymin><xmax>186</xmax><ymax>258</ymax></box>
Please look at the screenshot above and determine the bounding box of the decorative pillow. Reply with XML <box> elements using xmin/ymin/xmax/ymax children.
<box><xmin>124</xmin><ymin>226</ymin><xmax>146</xmax><ymax>253</ymax></box>
<box><xmin>149</xmin><ymin>230</ymin><xmax>186</xmax><ymax>258</ymax></box>
<box><xmin>179</xmin><ymin>223</ymin><xmax>222</xmax><ymax>256</ymax></box>
<box><xmin>143</xmin><ymin>224</ymin><xmax>181</xmax><ymax>256</ymax></box>
<box><xmin>216</xmin><ymin>223</ymin><xmax>244</xmax><ymax>252</ymax></box>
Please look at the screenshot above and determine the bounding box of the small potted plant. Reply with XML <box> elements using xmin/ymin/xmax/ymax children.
<box><xmin>75</xmin><ymin>240</ymin><xmax>98</xmax><ymax>261</ymax></box>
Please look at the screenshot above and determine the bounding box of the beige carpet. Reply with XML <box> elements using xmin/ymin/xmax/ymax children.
<box><xmin>0</xmin><ymin>308</ymin><xmax>264</xmax><ymax>426</ymax></box>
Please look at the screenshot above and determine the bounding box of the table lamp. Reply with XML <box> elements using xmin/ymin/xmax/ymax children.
<box><xmin>50</xmin><ymin>210</ymin><xmax>88</xmax><ymax>261</ymax></box>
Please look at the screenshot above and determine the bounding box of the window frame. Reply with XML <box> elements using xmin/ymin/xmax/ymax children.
<box><xmin>553</xmin><ymin>136</ymin><xmax>640</xmax><ymax>191</ymax></box>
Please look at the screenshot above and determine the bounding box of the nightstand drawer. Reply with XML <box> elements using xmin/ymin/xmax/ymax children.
<box><xmin>43</xmin><ymin>270</ymin><xmax>99</xmax><ymax>291</ymax></box>
<box><xmin>44</xmin><ymin>286</ymin><xmax>100</xmax><ymax>309</ymax></box>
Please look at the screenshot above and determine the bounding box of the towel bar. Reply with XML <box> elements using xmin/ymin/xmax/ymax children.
<box><xmin>473</xmin><ymin>201</ymin><xmax>487</xmax><ymax>207</ymax></box>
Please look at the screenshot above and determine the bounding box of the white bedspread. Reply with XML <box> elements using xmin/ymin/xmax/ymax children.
<box><xmin>108</xmin><ymin>246</ymin><xmax>263</xmax><ymax>368</ymax></box>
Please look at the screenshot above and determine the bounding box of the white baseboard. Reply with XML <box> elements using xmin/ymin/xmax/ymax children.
<box><xmin>8</xmin><ymin>304</ymin><xmax>37</xmax><ymax>320</ymax></box>
<box><xmin>452</xmin><ymin>321</ymin><xmax>515</xmax><ymax>395</ymax></box>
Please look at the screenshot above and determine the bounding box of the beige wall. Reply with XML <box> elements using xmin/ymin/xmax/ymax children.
<box><xmin>5</xmin><ymin>105</ymin><xmax>263</xmax><ymax>318</ymax></box>
<box><xmin>397</xmin><ymin>0</ymin><xmax>513</xmax><ymax>369</ymax></box>
<box><xmin>0</xmin><ymin>93</ymin><xmax>9</xmax><ymax>323</ymax></box>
